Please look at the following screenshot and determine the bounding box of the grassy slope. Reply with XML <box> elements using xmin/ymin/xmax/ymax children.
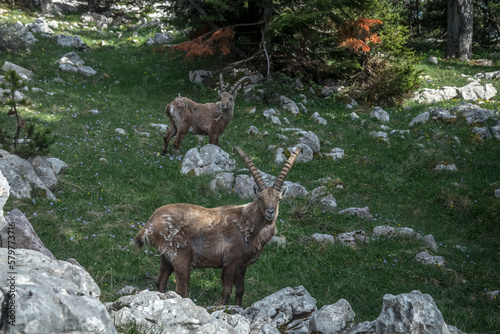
<box><xmin>1</xmin><ymin>6</ymin><xmax>500</xmax><ymax>332</ymax></box>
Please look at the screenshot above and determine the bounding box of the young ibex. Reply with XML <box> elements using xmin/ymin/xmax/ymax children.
<box><xmin>162</xmin><ymin>74</ymin><xmax>248</xmax><ymax>154</ymax></box>
<box><xmin>135</xmin><ymin>146</ymin><xmax>302</xmax><ymax>306</ymax></box>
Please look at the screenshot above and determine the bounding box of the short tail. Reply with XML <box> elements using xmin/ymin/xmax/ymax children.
<box><xmin>134</xmin><ymin>229</ymin><xmax>146</xmax><ymax>249</ymax></box>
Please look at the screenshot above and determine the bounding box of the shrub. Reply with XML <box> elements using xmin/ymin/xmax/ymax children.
<box><xmin>1</xmin><ymin>70</ymin><xmax>55</xmax><ymax>158</ymax></box>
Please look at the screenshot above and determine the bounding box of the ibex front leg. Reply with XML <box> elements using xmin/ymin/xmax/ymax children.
<box><xmin>221</xmin><ymin>264</ymin><xmax>238</xmax><ymax>305</ymax></box>
<box><xmin>234</xmin><ymin>266</ymin><xmax>247</xmax><ymax>307</ymax></box>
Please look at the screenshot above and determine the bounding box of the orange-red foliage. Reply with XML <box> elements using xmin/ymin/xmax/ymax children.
<box><xmin>338</xmin><ymin>18</ymin><xmax>383</xmax><ymax>53</ymax></box>
<box><xmin>173</xmin><ymin>27</ymin><xmax>235</xmax><ymax>58</ymax></box>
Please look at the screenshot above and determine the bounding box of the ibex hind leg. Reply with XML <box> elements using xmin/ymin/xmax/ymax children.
<box><xmin>172</xmin><ymin>261</ymin><xmax>191</xmax><ymax>298</ymax></box>
<box><xmin>172</xmin><ymin>125</ymin><xmax>189</xmax><ymax>154</ymax></box>
<box><xmin>162</xmin><ymin>125</ymin><xmax>177</xmax><ymax>155</ymax></box>
<box><xmin>156</xmin><ymin>256</ymin><xmax>174</xmax><ymax>293</ymax></box>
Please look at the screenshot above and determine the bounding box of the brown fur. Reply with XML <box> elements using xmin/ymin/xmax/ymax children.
<box><xmin>135</xmin><ymin>147</ymin><xmax>302</xmax><ymax>306</ymax></box>
<box><xmin>162</xmin><ymin>75</ymin><xmax>247</xmax><ymax>154</ymax></box>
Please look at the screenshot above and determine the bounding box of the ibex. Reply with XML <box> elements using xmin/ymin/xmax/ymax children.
<box><xmin>135</xmin><ymin>146</ymin><xmax>302</xmax><ymax>306</ymax></box>
<box><xmin>162</xmin><ymin>74</ymin><xmax>248</xmax><ymax>154</ymax></box>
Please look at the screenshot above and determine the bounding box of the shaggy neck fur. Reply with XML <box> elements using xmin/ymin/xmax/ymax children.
<box><xmin>237</xmin><ymin>201</ymin><xmax>277</xmax><ymax>248</ymax></box>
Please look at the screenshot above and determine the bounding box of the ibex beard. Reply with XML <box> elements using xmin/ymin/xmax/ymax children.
<box><xmin>135</xmin><ymin>146</ymin><xmax>302</xmax><ymax>306</ymax></box>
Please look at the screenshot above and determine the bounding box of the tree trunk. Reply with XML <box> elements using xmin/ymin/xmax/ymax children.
<box><xmin>260</xmin><ymin>0</ymin><xmax>273</xmax><ymax>80</ymax></box>
<box><xmin>446</xmin><ymin>0</ymin><xmax>473</xmax><ymax>60</ymax></box>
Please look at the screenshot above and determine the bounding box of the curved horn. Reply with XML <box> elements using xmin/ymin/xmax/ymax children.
<box><xmin>273</xmin><ymin>147</ymin><xmax>302</xmax><ymax>191</ymax></box>
<box><xmin>219</xmin><ymin>73</ymin><xmax>225</xmax><ymax>92</ymax></box>
<box><xmin>234</xmin><ymin>146</ymin><xmax>267</xmax><ymax>191</ymax></box>
<box><xmin>228</xmin><ymin>76</ymin><xmax>249</xmax><ymax>95</ymax></box>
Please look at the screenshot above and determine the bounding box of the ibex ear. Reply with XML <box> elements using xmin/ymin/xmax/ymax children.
<box><xmin>280</xmin><ymin>186</ymin><xmax>288</xmax><ymax>198</ymax></box>
<box><xmin>252</xmin><ymin>184</ymin><xmax>260</xmax><ymax>197</ymax></box>
<box><xmin>233</xmin><ymin>90</ymin><xmax>238</xmax><ymax>99</ymax></box>
<box><xmin>218</xmin><ymin>89</ymin><xmax>222</xmax><ymax>97</ymax></box>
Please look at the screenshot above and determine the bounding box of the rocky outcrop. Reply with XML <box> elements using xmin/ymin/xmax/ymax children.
<box><xmin>181</xmin><ymin>144</ymin><xmax>237</xmax><ymax>176</ymax></box>
<box><xmin>0</xmin><ymin>209</ymin><xmax>56</xmax><ymax>259</ymax></box>
<box><xmin>0</xmin><ymin>248</ymin><xmax>117</xmax><ymax>333</ymax></box>
<box><xmin>413</xmin><ymin>81</ymin><xmax>497</xmax><ymax>104</ymax></box>
<box><xmin>107</xmin><ymin>290</ymin><xmax>237</xmax><ymax>334</ymax></box>
<box><xmin>0</xmin><ymin>150</ymin><xmax>63</xmax><ymax>200</ymax></box>
<box><xmin>105</xmin><ymin>287</ymin><xmax>465</xmax><ymax>334</ymax></box>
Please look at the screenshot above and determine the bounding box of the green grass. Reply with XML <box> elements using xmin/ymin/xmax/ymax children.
<box><xmin>2</xmin><ymin>6</ymin><xmax>500</xmax><ymax>333</ymax></box>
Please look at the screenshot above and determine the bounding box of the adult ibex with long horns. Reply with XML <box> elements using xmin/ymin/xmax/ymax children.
<box><xmin>162</xmin><ymin>74</ymin><xmax>248</xmax><ymax>154</ymax></box>
<box><xmin>135</xmin><ymin>146</ymin><xmax>302</xmax><ymax>306</ymax></box>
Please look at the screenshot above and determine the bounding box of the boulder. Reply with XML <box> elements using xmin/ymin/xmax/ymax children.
<box><xmin>181</xmin><ymin>144</ymin><xmax>236</xmax><ymax>176</ymax></box>
<box><xmin>434</xmin><ymin>164</ymin><xmax>458</xmax><ymax>172</ymax></box>
<box><xmin>210</xmin><ymin>172</ymin><xmax>236</xmax><ymax>192</ymax></box>
<box><xmin>0</xmin><ymin>248</ymin><xmax>117</xmax><ymax>333</ymax></box>
<box><xmin>242</xmin><ymin>286</ymin><xmax>317</xmax><ymax>334</ymax></box>
<box><xmin>233</xmin><ymin>170</ymin><xmax>307</xmax><ymax>199</ymax></box>
<box><xmin>54</xmin><ymin>34</ymin><xmax>89</xmax><ymax>51</ymax></box>
<box><xmin>311</xmin><ymin>233</ymin><xmax>335</xmax><ymax>243</ymax></box>
<box><xmin>459</xmin><ymin>107</ymin><xmax>496</xmax><ymax>125</ymax></box>
<box><xmin>319</xmin><ymin>194</ymin><xmax>338</xmax><ymax>212</ymax></box>
<box><xmin>211</xmin><ymin>309</ymin><xmax>251</xmax><ymax>334</ymax></box>
<box><xmin>26</xmin><ymin>18</ymin><xmax>54</xmax><ymax>34</ymax></box>
<box><xmin>263</xmin><ymin>108</ymin><xmax>278</xmax><ymax>118</ymax></box>
<box><xmin>370</xmin><ymin>131</ymin><xmax>389</xmax><ymax>143</ymax></box>
<box><xmin>309</xmin><ymin>299</ymin><xmax>355</xmax><ymax>333</ymax></box>
<box><xmin>325</xmin><ymin>148</ymin><xmax>344</xmax><ymax>161</ymax></box>
<box><xmin>246</xmin><ymin>125</ymin><xmax>259</xmax><ymax>135</ymax></box>
<box><xmin>280</xmin><ymin>96</ymin><xmax>300</xmax><ymax>115</ymax></box>
<box><xmin>337</xmin><ymin>230</ymin><xmax>369</xmax><ymax>248</ymax></box>
<box><xmin>409</xmin><ymin>111</ymin><xmax>430</xmax><ymax>127</ymax></box>
<box><xmin>0</xmin><ymin>209</ymin><xmax>55</xmax><ymax>260</ymax></box>
<box><xmin>2</xmin><ymin>61</ymin><xmax>34</xmax><ymax>80</ymax></box>
<box><xmin>28</xmin><ymin>155</ymin><xmax>58</xmax><ymax>190</ymax></box>
<box><xmin>372</xmin><ymin>225</ymin><xmax>396</xmax><ymax>237</ymax></box>
<box><xmin>0</xmin><ymin>150</ymin><xmax>56</xmax><ymax>200</ymax></box>
<box><xmin>298</xmin><ymin>131</ymin><xmax>321</xmax><ymax>154</ymax></box>
<box><xmin>107</xmin><ymin>290</ymin><xmax>235</xmax><ymax>334</ymax></box>
<box><xmin>431</xmin><ymin>108</ymin><xmax>457</xmax><ymax>123</ymax></box>
<box><xmin>320</xmin><ymin>85</ymin><xmax>344</xmax><ymax>97</ymax></box>
<box><xmin>57</xmin><ymin>51</ymin><xmax>85</xmax><ymax>66</ymax></box>
<box><xmin>0</xmin><ymin>23</ymin><xmax>37</xmax><ymax>52</ymax></box>
<box><xmin>423</xmin><ymin>234</ymin><xmax>439</xmax><ymax>252</ymax></box>
<box><xmin>310</xmin><ymin>112</ymin><xmax>327</xmax><ymax>125</ymax></box>
<box><xmin>78</xmin><ymin>65</ymin><xmax>97</xmax><ymax>76</ymax></box>
<box><xmin>339</xmin><ymin>207</ymin><xmax>373</xmax><ymax>221</ymax></box>
<box><xmin>46</xmin><ymin>157</ymin><xmax>68</xmax><ymax>174</ymax></box>
<box><xmin>416</xmin><ymin>251</ymin><xmax>445</xmax><ymax>266</ymax></box>
<box><xmin>375</xmin><ymin>290</ymin><xmax>450</xmax><ymax>334</ymax></box>
<box><xmin>370</xmin><ymin>106</ymin><xmax>390</xmax><ymax>123</ymax></box>
<box><xmin>475</xmin><ymin>70</ymin><xmax>500</xmax><ymax>80</ymax></box>
<box><xmin>270</xmin><ymin>115</ymin><xmax>282</xmax><ymax>125</ymax></box>
<box><xmin>286</xmin><ymin>144</ymin><xmax>314</xmax><ymax>163</ymax></box>
<box><xmin>146</xmin><ymin>32</ymin><xmax>173</xmax><ymax>45</ymax></box>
